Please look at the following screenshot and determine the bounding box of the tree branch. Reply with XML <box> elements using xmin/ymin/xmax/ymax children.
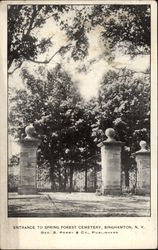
<box><xmin>31</xmin><ymin>12</ymin><xmax>56</xmax><ymax>30</ymax></box>
<box><xmin>8</xmin><ymin>42</ymin><xmax>71</xmax><ymax>75</ymax></box>
<box><xmin>8</xmin><ymin>61</ymin><xmax>23</xmax><ymax>75</ymax></box>
<box><xmin>127</xmin><ymin>68</ymin><xmax>150</xmax><ymax>75</ymax></box>
<box><xmin>115</xmin><ymin>66</ymin><xmax>150</xmax><ymax>75</ymax></box>
<box><xmin>25</xmin><ymin>42</ymin><xmax>72</xmax><ymax>64</ymax></box>
<box><xmin>26</xmin><ymin>6</ymin><xmax>37</xmax><ymax>36</ymax></box>
<box><xmin>36</xmin><ymin>36</ymin><xmax>53</xmax><ymax>47</ymax></box>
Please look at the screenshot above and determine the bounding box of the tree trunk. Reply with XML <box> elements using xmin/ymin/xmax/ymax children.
<box><xmin>94</xmin><ymin>165</ymin><xmax>97</xmax><ymax>191</ymax></box>
<box><xmin>64</xmin><ymin>166</ymin><xmax>67</xmax><ymax>191</ymax></box>
<box><xmin>50</xmin><ymin>165</ymin><xmax>55</xmax><ymax>191</ymax></box>
<box><xmin>58</xmin><ymin>165</ymin><xmax>62</xmax><ymax>191</ymax></box>
<box><xmin>8</xmin><ymin>56</ymin><xmax>14</xmax><ymax>69</ymax></box>
<box><xmin>85</xmin><ymin>166</ymin><xmax>87</xmax><ymax>192</ymax></box>
<box><xmin>69</xmin><ymin>165</ymin><xmax>73</xmax><ymax>193</ymax></box>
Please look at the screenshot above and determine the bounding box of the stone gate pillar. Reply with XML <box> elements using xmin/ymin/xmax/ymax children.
<box><xmin>134</xmin><ymin>141</ymin><xmax>150</xmax><ymax>195</ymax></box>
<box><xmin>98</xmin><ymin>128</ymin><xmax>124</xmax><ymax>195</ymax></box>
<box><xmin>17</xmin><ymin>124</ymin><xmax>41</xmax><ymax>195</ymax></box>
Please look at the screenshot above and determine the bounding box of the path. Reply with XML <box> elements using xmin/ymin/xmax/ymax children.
<box><xmin>8</xmin><ymin>192</ymin><xmax>150</xmax><ymax>217</ymax></box>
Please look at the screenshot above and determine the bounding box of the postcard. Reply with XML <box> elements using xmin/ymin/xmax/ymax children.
<box><xmin>0</xmin><ymin>0</ymin><xmax>157</xmax><ymax>249</ymax></box>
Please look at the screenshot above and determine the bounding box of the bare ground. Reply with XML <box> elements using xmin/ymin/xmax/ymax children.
<box><xmin>8</xmin><ymin>192</ymin><xmax>150</xmax><ymax>217</ymax></box>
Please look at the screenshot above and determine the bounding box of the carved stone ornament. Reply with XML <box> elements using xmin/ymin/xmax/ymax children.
<box><xmin>139</xmin><ymin>140</ymin><xmax>148</xmax><ymax>152</ymax></box>
<box><xmin>25</xmin><ymin>124</ymin><xmax>36</xmax><ymax>140</ymax></box>
<box><xmin>105</xmin><ymin>128</ymin><xmax>116</xmax><ymax>142</ymax></box>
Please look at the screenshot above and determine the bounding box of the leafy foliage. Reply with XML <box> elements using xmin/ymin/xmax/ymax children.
<box><xmin>8</xmin><ymin>4</ymin><xmax>150</xmax><ymax>72</ymax></box>
<box><xmin>100</xmin><ymin>5</ymin><xmax>150</xmax><ymax>48</ymax></box>
<box><xmin>90</xmin><ymin>69</ymin><xmax>150</xmax><ymax>152</ymax></box>
<box><xmin>8</xmin><ymin>5</ymin><xmax>67</xmax><ymax>69</ymax></box>
<box><xmin>8</xmin><ymin>154</ymin><xmax>19</xmax><ymax>167</ymax></box>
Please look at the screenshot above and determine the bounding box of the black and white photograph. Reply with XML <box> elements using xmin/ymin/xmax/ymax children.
<box><xmin>0</xmin><ymin>1</ymin><xmax>157</xmax><ymax>249</ymax></box>
<box><xmin>7</xmin><ymin>3</ymin><xmax>152</xmax><ymax>218</ymax></box>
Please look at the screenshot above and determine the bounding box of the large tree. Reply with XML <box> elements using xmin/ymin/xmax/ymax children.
<box><xmin>9</xmin><ymin>65</ymin><xmax>97</xmax><ymax>190</ymax></box>
<box><xmin>91</xmin><ymin>68</ymin><xmax>150</xmax><ymax>147</ymax></box>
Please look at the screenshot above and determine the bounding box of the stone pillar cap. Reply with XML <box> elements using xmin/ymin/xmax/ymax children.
<box><xmin>134</xmin><ymin>140</ymin><xmax>150</xmax><ymax>155</ymax></box>
<box><xmin>97</xmin><ymin>140</ymin><xmax>124</xmax><ymax>147</ymax></box>
<box><xmin>25</xmin><ymin>124</ymin><xmax>37</xmax><ymax>140</ymax></box>
<box><xmin>97</xmin><ymin>128</ymin><xmax>124</xmax><ymax>147</ymax></box>
<box><xmin>15</xmin><ymin>124</ymin><xmax>41</xmax><ymax>145</ymax></box>
<box><xmin>105</xmin><ymin>128</ymin><xmax>116</xmax><ymax>142</ymax></box>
